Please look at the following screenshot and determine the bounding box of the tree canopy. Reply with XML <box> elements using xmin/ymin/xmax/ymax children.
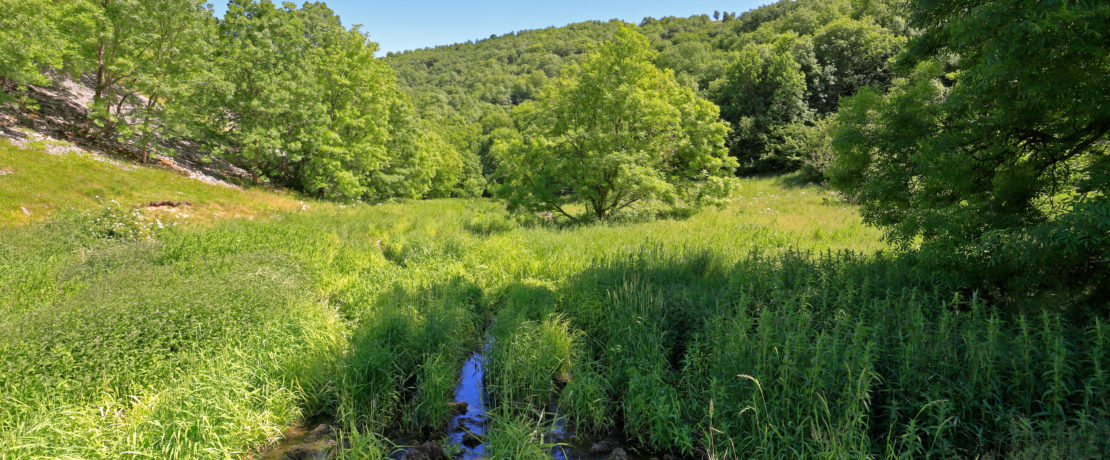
<box><xmin>494</xmin><ymin>25</ymin><xmax>736</xmax><ymax>221</ymax></box>
<box><xmin>829</xmin><ymin>0</ymin><xmax>1110</xmax><ymax>298</ymax></box>
<box><xmin>384</xmin><ymin>0</ymin><xmax>911</xmax><ymax>180</ymax></box>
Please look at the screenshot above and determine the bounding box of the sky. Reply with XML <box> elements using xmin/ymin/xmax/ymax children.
<box><xmin>209</xmin><ymin>1</ymin><xmax>771</xmax><ymax>55</ymax></box>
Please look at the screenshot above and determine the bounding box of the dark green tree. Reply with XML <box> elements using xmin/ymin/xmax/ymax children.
<box><xmin>830</xmin><ymin>0</ymin><xmax>1110</xmax><ymax>300</ymax></box>
<box><xmin>716</xmin><ymin>41</ymin><xmax>809</xmax><ymax>173</ymax></box>
<box><xmin>809</xmin><ymin>17</ymin><xmax>904</xmax><ymax>114</ymax></box>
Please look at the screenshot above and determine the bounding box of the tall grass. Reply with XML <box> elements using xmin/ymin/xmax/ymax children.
<box><xmin>2</xmin><ymin>173</ymin><xmax>1105</xmax><ymax>458</ymax></box>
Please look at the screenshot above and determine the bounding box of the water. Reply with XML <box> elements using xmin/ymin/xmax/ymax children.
<box><xmin>447</xmin><ymin>349</ymin><xmax>489</xmax><ymax>459</ymax></box>
<box><xmin>398</xmin><ymin>340</ymin><xmax>651</xmax><ymax>460</ymax></box>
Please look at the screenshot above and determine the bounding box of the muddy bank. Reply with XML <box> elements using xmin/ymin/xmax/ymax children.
<box><xmin>257</xmin><ymin>415</ymin><xmax>339</xmax><ymax>460</ymax></box>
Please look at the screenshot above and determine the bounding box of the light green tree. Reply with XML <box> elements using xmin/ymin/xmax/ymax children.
<box><xmin>0</xmin><ymin>0</ymin><xmax>71</xmax><ymax>89</ymax></box>
<box><xmin>495</xmin><ymin>24</ymin><xmax>736</xmax><ymax>222</ymax></box>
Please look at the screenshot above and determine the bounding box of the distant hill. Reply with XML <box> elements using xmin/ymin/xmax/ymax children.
<box><xmin>383</xmin><ymin>0</ymin><xmax>908</xmax><ymax>175</ymax></box>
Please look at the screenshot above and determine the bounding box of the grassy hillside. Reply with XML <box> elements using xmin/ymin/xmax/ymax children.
<box><xmin>2</xmin><ymin>141</ymin><xmax>1105</xmax><ymax>458</ymax></box>
<box><xmin>0</xmin><ymin>137</ymin><xmax>305</xmax><ymax>226</ymax></box>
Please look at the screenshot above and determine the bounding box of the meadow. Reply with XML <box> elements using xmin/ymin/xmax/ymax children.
<box><xmin>2</xmin><ymin>144</ymin><xmax>1106</xmax><ymax>459</ymax></box>
<box><xmin>0</xmin><ymin>137</ymin><xmax>303</xmax><ymax>226</ymax></box>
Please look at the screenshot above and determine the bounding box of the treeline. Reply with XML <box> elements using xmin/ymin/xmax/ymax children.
<box><xmin>389</xmin><ymin>0</ymin><xmax>1109</xmax><ymax>303</ymax></box>
<box><xmin>385</xmin><ymin>0</ymin><xmax>908</xmax><ymax>178</ymax></box>
<box><xmin>0</xmin><ymin>0</ymin><xmax>482</xmax><ymax>201</ymax></box>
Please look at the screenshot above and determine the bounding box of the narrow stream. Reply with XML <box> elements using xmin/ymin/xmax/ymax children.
<box><xmin>396</xmin><ymin>339</ymin><xmax>654</xmax><ymax>460</ymax></box>
<box><xmin>446</xmin><ymin>348</ymin><xmax>489</xmax><ymax>459</ymax></box>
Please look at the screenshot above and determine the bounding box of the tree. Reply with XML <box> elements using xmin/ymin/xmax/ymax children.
<box><xmin>0</xmin><ymin>0</ymin><xmax>71</xmax><ymax>89</ymax></box>
<box><xmin>197</xmin><ymin>0</ymin><xmax>315</xmax><ymax>184</ymax></box>
<box><xmin>111</xmin><ymin>0</ymin><xmax>214</xmax><ymax>163</ymax></box>
<box><xmin>192</xmin><ymin>0</ymin><xmax>467</xmax><ymax>201</ymax></box>
<box><xmin>495</xmin><ymin>25</ymin><xmax>736</xmax><ymax>222</ymax></box>
<box><xmin>830</xmin><ymin>0</ymin><xmax>1110</xmax><ymax>300</ymax></box>
<box><xmin>52</xmin><ymin>0</ymin><xmax>215</xmax><ymax>157</ymax></box>
<box><xmin>809</xmin><ymin>17</ymin><xmax>904</xmax><ymax>114</ymax></box>
<box><xmin>716</xmin><ymin>41</ymin><xmax>809</xmax><ymax>173</ymax></box>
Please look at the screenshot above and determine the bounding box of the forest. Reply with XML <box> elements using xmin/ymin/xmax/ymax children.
<box><xmin>1</xmin><ymin>0</ymin><xmax>1108</xmax><ymax>459</ymax></box>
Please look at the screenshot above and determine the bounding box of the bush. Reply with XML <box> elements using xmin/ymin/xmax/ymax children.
<box><xmin>75</xmin><ymin>199</ymin><xmax>158</xmax><ymax>241</ymax></box>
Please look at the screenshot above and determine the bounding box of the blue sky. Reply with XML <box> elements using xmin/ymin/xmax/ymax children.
<box><xmin>209</xmin><ymin>1</ymin><xmax>770</xmax><ymax>55</ymax></box>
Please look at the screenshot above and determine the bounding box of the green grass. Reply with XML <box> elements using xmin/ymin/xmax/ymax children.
<box><xmin>1</xmin><ymin>153</ymin><xmax>1105</xmax><ymax>458</ymax></box>
<box><xmin>0</xmin><ymin>137</ymin><xmax>306</xmax><ymax>226</ymax></box>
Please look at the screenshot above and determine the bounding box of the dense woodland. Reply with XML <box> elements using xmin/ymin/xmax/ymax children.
<box><xmin>386</xmin><ymin>0</ymin><xmax>907</xmax><ymax>177</ymax></box>
<box><xmin>2</xmin><ymin>0</ymin><xmax>1109</xmax><ymax>459</ymax></box>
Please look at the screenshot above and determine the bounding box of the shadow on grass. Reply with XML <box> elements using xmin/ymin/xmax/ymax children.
<box><xmin>516</xmin><ymin>249</ymin><xmax>1109</xmax><ymax>458</ymax></box>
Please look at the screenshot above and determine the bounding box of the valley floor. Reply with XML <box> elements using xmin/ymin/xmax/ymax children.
<box><xmin>1</xmin><ymin>143</ymin><xmax>1106</xmax><ymax>459</ymax></box>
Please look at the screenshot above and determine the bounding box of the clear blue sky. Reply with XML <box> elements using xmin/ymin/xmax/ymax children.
<box><xmin>209</xmin><ymin>1</ymin><xmax>770</xmax><ymax>55</ymax></box>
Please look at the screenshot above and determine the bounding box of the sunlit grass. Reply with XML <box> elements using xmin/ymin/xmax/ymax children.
<box><xmin>0</xmin><ymin>163</ymin><xmax>1103</xmax><ymax>459</ymax></box>
<box><xmin>0</xmin><ymin>138</ymin><xmax>308</xmax><ymax>226</ymax></box>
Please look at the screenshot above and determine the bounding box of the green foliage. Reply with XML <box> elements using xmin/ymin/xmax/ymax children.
<box><xmin>717</xmin><ymin>42</ymin><xmax>809</xmax><ymax>172</ymax></box>
<box><xmin>0</xmin><ymin>216</ymin><xmax>345</xmax><ymax>458</ymax></box>
<box><xmin>1</xmin><ymin>1</ymin><xmax>474</xmax><ymax>200</ymax></box>
<box><xmin>386</xmin><ymin>1</ymin><xmax>909</xmax><ymax>182</ymax></box>
<box><xmin>829</xmin><ymin>0</ymin><xmax>1110</xmax><ymax>301</ymax></box>
<box><xmin>186</xmin><ymin>0</ymin><xmax>469</xmax><ymax>201</ymax></box>
<box><xmin>484</xmin><ymin>409</ymin><xmax>554</xmax><ymax>460</ymax></box>
<box><xmin>784</xmin><ymin>115</ymin><xmax>837</xmax><ymax>181</ymax></box>
<box><xmin>0</xmin><ymin>137</ymin><xmax>304</xmax><ymax>226</ymax></box>
<box><xmin>487</xmin><ymin>314</ymin><xmax>580</xmax><ymax>409</ymax></box>
<box><xmin>0</xmin><ymin>0</ymin><xmax>71</xmax><ymax>87</ymax></box>
<box><xmin>70</xmin><ymin>198</ymin><xmax>158</xmax><ymax>241</ymax></box>
<box><xmin>464</xmin><ymin>211</ymin><xmax>518</xmax><ymax>235</ymax></box>
<box><xmin>46</xmin><ymin>0</ymin><xmax>213</xmax><ymax>151</ymax></box>
<box><xmin>809</xmin><ymin>16</ymin><xmax>905</xmax><ymax>113</ymax></box>
<box><xmin>495</xmin><ymin>25</ymin><xmax>737</xmax><ymax>221</ymax></box>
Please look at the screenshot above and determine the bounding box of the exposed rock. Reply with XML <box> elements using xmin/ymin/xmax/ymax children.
<box><xmin>462</xmin><ymin>432</ymin><xmax>483</xmax><ymax>448</ymax></box>
<box><xmin>663</xmin><ymin>454</ymin><xmax>679</xmax><ymax>460</ymax></box>
<box><xmin>1</xmin><ymin>72</ymin><xmax>247</xmax><ymax>188</ymax></box>
<box><xmin>279</xmin><ymin>439</ymin><xmax>336</xmax><ymax>460</ymax></box>
<box><xmin>307</xmin><ymin>424</ymin><xmax>334</xmax><ymax>441</ymax></box>
<box><xmin>404</xmin><ymin>441</ymin><xmax>445</xmax><ymax>460</ymax></box>
<box><xmin>608</xmin><ymin>447</ymin><xmax>630</xmax><ymax>460</ymax></box>
<box><xmin>447</xmin><ymin>401</ymin><xmax>468</xmax><ymax>415</ymax></box>
<box><xmin>590</xmin><ymin>438</ymin><xmax>619</xmax><ymax>455</ymax></box>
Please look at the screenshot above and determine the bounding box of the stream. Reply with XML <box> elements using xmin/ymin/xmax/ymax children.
<box><xmin>266</xmin><ymin>341</ymin><xmax>658</xmax><ymax>460</ymax></box>
<box><xmin>446</xmin><ymin>348</ymin><xmax>489</xmax><ymax>459</ymax></box>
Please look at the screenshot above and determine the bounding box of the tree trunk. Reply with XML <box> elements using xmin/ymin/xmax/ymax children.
<box><xmin>594</xmin><ymin>200</ymin><xmax>607</xmax><ymax>221</ymax></box>
<box><xmin>94</xmin><ymin>42</ymin><xmax>107</xmax><ymax>104</ymax></box>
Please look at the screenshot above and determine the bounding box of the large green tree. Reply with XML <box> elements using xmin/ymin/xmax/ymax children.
<box><xmin>809</xmin><ymin>16</ymin><xmax>904</xmax><ymax>114</ymax></box>
<box><xmin>195</xmin><ymin>0</ymin><xmax>463</xmax><ymax>201</ymax></box>
<box><xmin>830</xmin><ymin>0</ymin><xmax>1110</xmax><ymax>299</ymax></box>
<box><xmin>495</xmin><ymin>25</ymin><xmax>736</xmax><ymax>221</ymax></box>
<box><xmin>74</xmin><ymin>1</ymin><xmax>213</xmax><ymax>135</ymax></box>
<box><xmin>716</xmin><ymin>41</ymin><xmax>809</xmax><ymax>173</ymax></box>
